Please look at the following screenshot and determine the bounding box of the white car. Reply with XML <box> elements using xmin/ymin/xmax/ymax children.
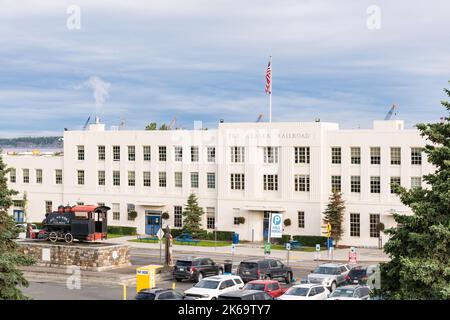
<box><xmin>326</xmin><ymin>285</ymin><xmax>371</xmax><ymax>300</ymax></box>
<box><xmin>277</xmin><ymin>284</ymin><xmax>330</xmax><ymax>300</ymax></box>
<box><xmin>184</xmin><ymin>275</ymin><xmax>244</xmax><ymax>300</ymax></box>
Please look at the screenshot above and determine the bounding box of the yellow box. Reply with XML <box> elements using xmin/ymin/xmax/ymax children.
<box><xmin>136</xmin><ymin>265</ymin><xmax>162</xmax><ymax>293</ymax></box>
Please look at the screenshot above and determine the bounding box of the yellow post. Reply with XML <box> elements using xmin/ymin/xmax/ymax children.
<box><xmin>122</xmin><ymin>283</ymin><xmax>127</xmax><ymax>300</ymax></box>
<box><xmin>172</xmin><ymin>282</ymin><xmax>176</xmax><ymax>290</ymax></box>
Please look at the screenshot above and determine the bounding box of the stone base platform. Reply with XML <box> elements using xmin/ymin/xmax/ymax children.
<box><xmin>17</xmin><ymin>240</ymin><xmax>131</xmax><ymax>271</ymax></box>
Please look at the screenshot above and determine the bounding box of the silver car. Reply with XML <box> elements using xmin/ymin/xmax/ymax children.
<box><xmin>307</xmin><ymin>263</ymin><xmax>352</xmax><ymax>292</ymax></box>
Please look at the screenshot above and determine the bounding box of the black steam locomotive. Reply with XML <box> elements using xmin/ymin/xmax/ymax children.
<box><xmin>40</xmin><ymin>205</ymin><xmax>110</xmax><ymax>243</ymax></box>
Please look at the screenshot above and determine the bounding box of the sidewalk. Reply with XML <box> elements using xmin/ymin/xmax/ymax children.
<box><xmin>105</xmin><ymin>236</ymin><xmax>390</xmax><ymax>263</ymax></box>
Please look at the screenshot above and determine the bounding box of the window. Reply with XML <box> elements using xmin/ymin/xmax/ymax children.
<box><xmin>159</xmin><ymin>172</ymin><xmax>167</xmax><ymax>187</ymax></box>
<box><xmin>263</xmin><ymin>174</ymin><xmax>278</xmax><ymax>191</ymax></box>
<box><xmin>143</xmin><ymin>171</ymin><xmax>151</xmax><ymax>187</ymax></box>
<box><xmin>113</xmin><ymin>146</ymin><xmax>120</xmax><ymax>161</ymax></box>
<box><xmin>128</xmin><ymin>146</ymin><xmax>135</xmax><ymax>161</ymax></box>
<box><xmin>174</xmin><ymin>172</ymin><xmax>183</xmax><ymax>188</ymax></box>
<box><xmin>174</xmin><ymin>206</ymin><xmax>182</xmax><ymax>228</ymax></box>
<box><xmin>55</xmin><ymin>169</ymin><xmax>62</xmax><ymax>184</ymax></box>
<box><xmin>390</xmin><ymin>147</ymin><xmax>401</xmax><ymax>165</ymax></box>
<box><xmin>174</xmin><ymin>146</ymin><xmax>183</xmax><ymax>162</ymax></box>
<box><xmin>207</xmin><ymin>172</ymin><xmax>216</xmax><ymax>189</ymax></box>
<box><xmin>45</xmin><ymin>201</ymin><xmax>52</xmax><ymax>214</ymax></box>
<box><xmin>411</xmin><ymin>177</ymin><xmax>422</xmax><ymax>188</ymax></box>
<box><xmin>206</xmin><ymin>207</ymin><xmax>215</xmax><ymax>229</ymax></box>
<box><xmin>264</xmin><ymin>147</ymin><xmax>278</xmax><ymax>164</ymax></box>
<box><xmin>190</xmin><ymin>172</ymin><xmax>199</xmax><ymax>188</ymax></box>
<box><xmin>9</xmin><ymin>168</ymin><xmax>16</xmax><ymax>183</ymax></box>
<box><xmin>331</xmin><ymin>175</ymin><xmax>341</xmax><ymax>192</ymax></box>
<box><xmin>350</xmin><ymin>176</ymin><xmax>361</xmax><ymax>193</ymax></box>
<box><xmin>350</xmin><ymin>213</ymin><xmax>360</xmax><ymax>237</ymax></box>
<box><xmin>370</xmin><ymin>214</ymin><xmax>380</xmax><ymax>238</ymax></box>
<box><xmin>294</xmin><ymin>147</ymin><xmax>310</xmax><ymax>164</ymax></box>
<box><xmin>98</xmin><ymin>145</ymin><xmax>105</xmax><ymax>160</ymax></box>
<box><xmin>370</xmin><ymin>147</ymin><xmax>381</xmax><ymax>164</ymax></box>
<box><xmin>143</xmin><ymin>146</ymin><xmax>151</xmax><ymax>161</ymax></box>
<box><xmin>331</xmin><ymin>147</ymin><xmax>341</xmax><ymax>164</ymax></box>
<box><xmin>230</xmin><ymin>174</ymin><xmax>245</xmax><ymax>190</ymax></box>
<box><xmin>127</xmin><ymin>203</ymin><xmax>136</xmax><ymax>221</ymax></box>
<box><xmin>207</xmin><ymin>147</ymin><xmax>215</xmax><ymax>163</ymax></box>
<box><xmin>159</xmin><ymin>146</ymin><xmax>167</xmax><ymax>161</ymax></box>
<box><xmin>231</xmin><ymin>146</ymin><xmax>245</xmax><ymax>163</ymax></box>
<box><xmin>411</xmin><ymin>147</ymin><xmax>422</xmax><ymax>165</ymax></box>
<box><xmin>234</xmin><ymin>217</ymin><xmax>241</xmax><ymax>225</ymax></box>
<box><xmin>77</xmin><ymin>145</ymin><xmax>85</xmax><ymax>160</ymax></box>
<box><xmin>113</xmin><ymin>170</ymin><xmax>120</xmax><ymax>186</ymax></box>
<box><xmin>298</xmin><ymin>211</ymin><xmax>305</xmax><ymax>228</ymax></box>
<box><xmin>294</xmin><ymin>175</ymin><xmax>310</xmax><ymax>192</ymax></box>
<box><xmin>370</xmin><ymin>176</ymin><xmax>381</xmax><ymax>194</ymax></box>
<box><xmin>128</xmin><ymin>171</ymin><xmax>136</xmax><ymax>186</ymax></box>
<box><xmin>98</xmin><ymin>170</ymin><xmax>106</xmax><ymax>186</ymax></box>
<box><xmin>23</xmin><ymin>169</ymin><xmax>29</xmax><ymax>184</ymax></box>
<box><xmin>390</xmin><ymin>177</ymin><xmax>400</xmax><ymax>194</ymax></box>
<box><xmin>112</xmin><ymin>203</ymin><xmax>120</xmax><ymax>221</ymax></box>
<box><xmin>191</xmin><ymin>146</ymin><xmax>199</xmax><ymax>162</ymax></box>
<box><xmin>77</xmin><ymin>170</ymin><xmax>84</xmax><ymax>185</ymax></box>
<box><xmin>351</xmin><ymin>147</ymin><xmax>361</xmax><ymax>164</ymax></box>
<box><xmin>36</xmin><ymin>169</ymin><xmax>43</xmax><ymax>184</ymax></box>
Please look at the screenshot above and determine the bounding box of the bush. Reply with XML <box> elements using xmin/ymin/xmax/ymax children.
<box><xmin>161</xmin><ymin>212</ymin><xmax>170</xmax><ymax>220</ymax></box>
<box><xmin>284</xmin><ymin>219</ymin><xmax>291</xmax><ymax>227</ymax></box>
<box><xmin>292</xmin><ymin>235</ymin><xmax>327</xmax><ymax>247</ymax></box>
<box><xmin>170</xmin><ymin>228</ymin><xmax>183</xmax><ymax>238</ymax></box>
<box><xmin>107</xmin><ymin>226</ymin><xmax>137</xmax><ymax>235</ymax></box>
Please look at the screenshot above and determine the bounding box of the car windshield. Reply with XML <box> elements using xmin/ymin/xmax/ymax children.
<box><xmin>349</xmin><ymin>269</ymin><xmax>367</xmax><ymax>277</ymax></box>
<box><xmin>285</xmin><ymin>287</ymin><xmax>309</xmax><ymax>296</ymax></box>
<box><xmin>313</xmin><ymin>266</ymin><xmax>339</xmax><ymax>275</ymax></box>
<box><xmin>136</xmin><ymin>292</ymin><xmax>156</xmax><ymax>300</ymax></box>
<box><xmin>244</xmin><ymin>283</ymin><xmax>265</xmax><ymax>291</ymax></box>
<box><xmin>176</xmin><ymin>260</ymin><xmax>192</xmax><ymax>267</ymax></box>
<box><xmin>240</xmin><ymin>262</ymin><xmax>258</xmax><ymax>270</ymax></box>
<box><xmin>194</xmin><ymin>280</ymin><xmax>219</xmax><ymax>289</ymax></box>
<box><xmin>330</xmin><ymin>288</ymin><xmax>355</xmax><ymax>298</ymax></box>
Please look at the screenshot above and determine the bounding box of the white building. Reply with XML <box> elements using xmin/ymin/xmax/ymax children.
<box><xmin>3</xmin><ymin>119</ymin><xmax>432</xmax><ymax>247</ymax></box>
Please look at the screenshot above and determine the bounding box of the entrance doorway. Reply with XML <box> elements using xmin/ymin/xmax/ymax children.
<box><xmin>263</xmin><ymin>211</ymin><xmax>271</xmax><ymax>241</ymax></box>
<box><xmin>13</xmin><ymin>210</ymin><xmax>24</xmax><ymax>223</ymax></box>
<box><xmin>145</xmin><ymin>210</ymin><xmax>161</xmax><ymax>236</ymax></box>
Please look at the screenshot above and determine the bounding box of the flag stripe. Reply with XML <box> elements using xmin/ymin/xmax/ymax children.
<box><xmin>265</xmin><ymin>58</ymin><xmax>272</xmax><ymax>94</ymax></box>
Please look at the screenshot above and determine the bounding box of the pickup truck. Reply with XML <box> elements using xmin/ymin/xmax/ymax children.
<box><xmin>242</xmin><ymin>280</ymin><xmax>288</xmax><ymax>298</ymax></box>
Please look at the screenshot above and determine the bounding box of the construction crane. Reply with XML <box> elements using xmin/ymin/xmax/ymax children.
<box><xmin>168</xmin><ymin>117</ymin><xmax>176</xmax><ymax>130</ymax></box>
<box><xmin>83</xmin><ymin>116</ymin><xmax>91</xmax><ymax>130</ymax></box>
<box><xmin>256</xmin><ymin>114</ymin><xmax>263</xmax><ymax>122</ymax></box>
<box><xmin>384</xmin><ymin>104</ymin><xmax>398</xmax><ymax>120</ymax></box>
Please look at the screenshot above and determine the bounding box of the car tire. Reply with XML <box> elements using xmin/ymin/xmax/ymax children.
<box><xmin>196</xmin><ymin>272</ymin><xmax>204</xmax><ymax>282</ymax></box>
<box><xmin>175</xmin><ymin>278</ymin><xmax>182</xmax><ymax>282</ymax></box>
<box><xmin>285</xmin><ymin>272</ymin><xmax>292</xmax><ymax>284</ymax></box>
<box><xmin>331</xmin><ymin>281</ymin><xmax>337</xmax><ymax>292</ymax></box>
<box><xmin>211</xmin><ymin>297</ymin><xmax>217</xmax><ymax>300</ymax></box>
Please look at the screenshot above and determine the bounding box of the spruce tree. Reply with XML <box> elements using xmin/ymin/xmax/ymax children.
<box><xmin>380</xmin><ymin>83</ymin><xmax>450</xmax><ymax>300</ymax></box>
<box><xmin>182</xmin><ymin>193</ymin><xmax>205</xmax><ymax>238</ymax></box>
<box><xmin>0</xmin><ymin>152</ymin><xmax>35</xmax><ymax>300</ymax></box>
<box><xmin>322</xmin><ymin>191</ymin><xmax>345</xmax><ymax>244</ymax></box>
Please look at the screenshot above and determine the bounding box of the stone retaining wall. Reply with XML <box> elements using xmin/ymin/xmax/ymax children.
<box><xmin>18</xmin><ymin>241</ymin><xmax>131</xmax><ymax>271</ymax></box>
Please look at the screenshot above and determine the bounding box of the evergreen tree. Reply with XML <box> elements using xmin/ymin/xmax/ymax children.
<box><xmin>0</xmin><ymin>152</ymin><xmax>35</xmax><ymax>300</ymax></box>
<box><xmin>380</xmin><ymin>83</ymin><xmax>450</xmax><ymax>300</ymax></box>
<box><xmin>182</xmin><ymin>193</ymin><xmax>205</xmax><ymax>238</ymax></box>
<box><xmin>145</xmin><ymin>122</ymin><xmax>157</xmax><ymax>130</ymax></box>
<box><xmin>322</xmin><ymin>191</ymin><xmax>345</xmax><ymax>244</ymax></box>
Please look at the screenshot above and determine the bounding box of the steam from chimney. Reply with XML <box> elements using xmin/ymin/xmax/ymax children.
<box><xmin>88</xmin><ymin>76</ymin><xmax>110</xmax><ymax>110</ymax></box>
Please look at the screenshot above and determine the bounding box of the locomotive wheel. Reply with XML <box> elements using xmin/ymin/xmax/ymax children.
<box><xmin>49</xmin><ymin>232</ymin><xmax>58</xmax><ymax>243</ymax></box>
<box><xmin>64</xmin><ymin>233</ymin><xmax>74</xmax><ymax>243</ymax></box>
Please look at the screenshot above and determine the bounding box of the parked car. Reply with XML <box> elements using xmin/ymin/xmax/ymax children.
<box><xmin>345</xmin><ymin>265</ymin><xmax>377</xmax><ymax>285</ymax></box>
<box><xmin>242</xmin><ymin>280</ymin><xmax>287</xmax><ymax>298</ymax></box>
<box><xmin>173</xmin><ymin>257</ymin><xmax>223</xmax><ymax>282</ymax></box>
<box><xmin>237</xmin><ymin>258</ymin><xmax>293</xmax><ymax>283</ymax></box>
<box><xmin>277</xmin><ymin>284</ymin><xmax>330</xmax><ymax>300</ymax></box>
<box><xmin>135</xmin><ymin>288</ymin><xmax>194</xmax><ymax>300</ymax></box>
<box><xmin>218</xmin><ymin>289</ymin><xmax>273</xmax><ymax>300</ymax></box>
<box><xmin>184</xmin><ymin>275</ymin><xmax>244</xmax><ymax>300</ymax></box>
<box><xmin>307</xmin><ymin>263</ymin><xmax>352</xmax><ymax>291</ymax></box>
<box><xmin>327</xmin><ymin>285</ymin><xmax>371</xmax><ymax>300</ymax></box>
<box><xmin>16</xmin><ymin>223</ymin><xmax>40</xmax><ymax>239</ymax></box>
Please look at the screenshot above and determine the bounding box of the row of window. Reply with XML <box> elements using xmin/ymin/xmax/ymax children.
<box><xmin>332</xmin><ymin>175</ymin><xmax>422</xmax><ymax>193</ymax></box>
<box><xmin>9</xmin><ymin>168</ymin><xmax>63</xmax><ymax>184</ymax></box>
<box><xmin>332</xmin><ymin>146</ymin><xmax>422</xmax><ymax>165</ymax></box>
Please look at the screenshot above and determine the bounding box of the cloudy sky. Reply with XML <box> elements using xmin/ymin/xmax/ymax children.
<box><xmin>0</xmin><ymin>0</ymin><xmax>449</xmax><ymax>136</ymax></box>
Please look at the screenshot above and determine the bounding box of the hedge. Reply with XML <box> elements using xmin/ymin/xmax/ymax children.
<box><xmin>170</xmin><ymin>229</ymin><xmax>234</xmax><ymax>241</ymax></box>
<box><xmin>107</xmin><ymin>226</ymin><xmax>137</xmax><ymax>235</ymax></box>
<box><xmin>292</xmin><ymin>235</ymin><xmax>327</xmax><ymax>247</ymax></box>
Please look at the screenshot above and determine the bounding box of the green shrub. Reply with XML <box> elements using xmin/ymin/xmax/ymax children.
<box><xmin>107</xmin><ymin>226</ymin><xmax>137</xmax><ymax>235</ymax></box>
<box><xmin>292</xmin><ymin>235</ymin><xmax>327</xmax><ymax>247</ymax></box>
<box><xmin>170</xmin><ymin>228</ymin><xmax>183</xmax><ymax>238</ymax></box>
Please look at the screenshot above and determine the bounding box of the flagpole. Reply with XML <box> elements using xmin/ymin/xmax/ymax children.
<box><xmin>269</xmin><ymin>56</ymin><xmax>272</xmax><ymax>123</ymax></box>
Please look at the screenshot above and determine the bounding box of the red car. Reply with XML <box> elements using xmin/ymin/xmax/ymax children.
<box><xmin>242</xmin><ymin>280</ymin><xmax>288</xmax><ymax>298</ymax></box>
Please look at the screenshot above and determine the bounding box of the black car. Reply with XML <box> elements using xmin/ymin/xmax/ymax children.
<box><xmin>237</xmin><ymin>258</ymin><xmax>293</xmax><ymax>283</ymax></box>
<box><xmin>345</xmin><ymin>265</ymin><xmax>377</xmax><ymax>285</ymax></box>
<box><xmin>135</xmin><ymin>288</ymin><xmax>194</xmax><ymax>300</ymax></box>
<box><xmin>173</xmin><ymin>257</ymin><xmax>223</xmax><ymax>282</ymax></box>
<box><xmin>218</xmin><ymin>289</ymin><xmax>273</xmax><ymax>300</ymax></box>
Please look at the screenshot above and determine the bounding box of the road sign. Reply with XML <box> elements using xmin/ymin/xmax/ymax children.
<box><xmin>156</xmin><ymin>228</ymin><xmax>164</xmax><ymax>240</ymax></box>
<box><xmin>349</xmin><ymin>247</ymin><xmax>357</xmax><ymax>264</ymax></box>
<box><xmin>264</xmin><ymin>242</ymin><xmax>271</xmax><ymax>254</ymax></box>
<box><xmin>231</xmin><ymin>243</ymin><xmax>236</xmax><ymax>252</ymax></box>
<box><xmin>326</xmin><ymin>223</ymin><xmax>332</xmax><ymax>232</ymax></box>
<box><xmin>327</xmin><ymin>238</ymin><xmax>334</xmax><ymax>249</ymax></box>
<box><xmin>270</xmin><ymin>213</ymin><xmax>283</xmax><ymax>238</ymax></box>
<box><xmin>315</xmin><ymin>244</ymin><xmax>320</xmax><ymax>252</ymax></box>
<box><xmin>286</xmin><ymin>243</ymin><xmax>291</xmax><ymax>251</ymax></box>
<box><xmin>326</xmin><ymin>231</ymin><xmax>331</xmax><ymax>238</ymax></box>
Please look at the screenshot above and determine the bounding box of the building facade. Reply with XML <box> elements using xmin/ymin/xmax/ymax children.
<box><xmin>3</xmin><ymin>119</ymin><xmax>433</xmax><ymax>247</ymax></box>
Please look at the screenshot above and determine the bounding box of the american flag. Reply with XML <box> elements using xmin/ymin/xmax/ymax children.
<box><xmin>265</xmin><ymin>57</ymin><xmax>272</xmax><ymax>94</ymax></box>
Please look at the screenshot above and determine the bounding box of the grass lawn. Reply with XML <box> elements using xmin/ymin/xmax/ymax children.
<box><xmin>107</xmin><ymin>233</ymin><xmax>128</xmax><ymax>239</ymax></box>
<box><xmin>129</xmin><ymin>238</ymin><xmax>231</xmax><ymax>247</ymax></box>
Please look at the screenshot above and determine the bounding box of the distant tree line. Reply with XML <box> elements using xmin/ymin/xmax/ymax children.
<box><xmin>0</xmin><ymin>137</ymin><xmax>63</xmax><ymax>148</ymax></box>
